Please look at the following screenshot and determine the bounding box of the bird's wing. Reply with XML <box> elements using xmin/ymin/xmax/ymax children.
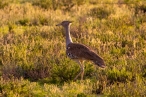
<box><xmin>66</xmin><ymin>43</ymin><xmax>97</xmax><ymax>60</ymax></box>
<box><xmin>66</xmin><ymin>43</ymin><xmax>106</xmax><ymax>68</ymax></box>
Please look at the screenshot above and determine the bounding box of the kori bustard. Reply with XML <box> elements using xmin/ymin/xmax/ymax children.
<box><xmin>56</xmin><ymin>21</ymin><xmax>105</xmax><ymax>80</ymax></box>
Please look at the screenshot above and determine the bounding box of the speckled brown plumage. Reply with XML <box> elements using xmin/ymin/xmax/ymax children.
<box><xmin>56</xmin><ymin>21</ymin><xmax>106</xmax><ymax>80</ymax></box>
<box><xmin>66</xmin><ymin>43</ymin><xmax>105</xmax><ymax>68</ymax></box>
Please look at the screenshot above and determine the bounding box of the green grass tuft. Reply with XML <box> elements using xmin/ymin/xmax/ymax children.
<box><xmin>0</xmin><ymin>0</ymin><xmax>146</xmax><ymax>96</ymax></box>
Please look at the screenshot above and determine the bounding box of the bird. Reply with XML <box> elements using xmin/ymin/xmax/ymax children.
<box><xmin>56</xmin><ymin>21</ymin><xmax>106</xmax><ymax>80</ymax></box>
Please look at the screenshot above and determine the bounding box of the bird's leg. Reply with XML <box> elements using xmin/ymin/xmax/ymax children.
<box><xmin>74</xmin><ymin>60</ymin><xmax>84</xmax><ymax>80</ymax></box>
<box><xmin>80</xmin><ymin>60</ymin><xmax>84</xmax><ymax>80</ymax></box>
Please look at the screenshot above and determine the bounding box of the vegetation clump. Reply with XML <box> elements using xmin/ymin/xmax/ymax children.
<box><xmin>0</xmin><ymin>0</ymin><xmax>146</xmax><ymax>96</ymax></box>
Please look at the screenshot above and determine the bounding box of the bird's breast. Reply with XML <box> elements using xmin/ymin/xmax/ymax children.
<box><xmin>66</xmin><ymin>46</ymin><xmax>78</xmax><ymax>59</ymax></box>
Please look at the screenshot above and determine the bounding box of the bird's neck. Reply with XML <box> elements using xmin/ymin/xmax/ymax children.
<box><xmin>64</xmin><ymin>25</ymin><xmax>73</xmax><ymax>47</ymax></box>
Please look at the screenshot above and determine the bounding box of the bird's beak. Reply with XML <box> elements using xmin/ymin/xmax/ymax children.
<box><xmin>69</xmin><ymin>21</ymin><xmax>73</xmax><ymax>25</ymax></box>
<box><xmin>69</xmin><ymin>21</ymin><xmax>73</xmax><ymax>23</ymax></box>
<box><xmin>56</xmin><ymin>23</ymin><xmax>62</xmax><ymax>26</ymax></box>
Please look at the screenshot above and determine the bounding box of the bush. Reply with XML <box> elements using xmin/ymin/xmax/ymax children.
<box><xmin>0</xmin><ymin>0</ymin><xmax>9</xmax><ymax>9</ymax></box>
<box><xmin>107</xmin><ymin>67</ymin><xmax>132</xmax><ymax>83</ymax></box>
<box><xmin>31</xmin><ymin>0</ymin><xmax>88</xmax><ymax>10</ymax></box>
<box><xmin>0</xmin><ymin>1</ymin><xmax>146</xmax><ymax>96</ymax></box>
<box><xmin>1</xmin><ymin>64</ymin><xmax>23</xmax><ymax>79</ymax></box>
<box><xmin>89</xmin><ymin>6</ymin><xmax>113</xmax><ymax>19</ymax></box>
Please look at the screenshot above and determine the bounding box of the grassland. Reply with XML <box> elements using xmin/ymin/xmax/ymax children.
<box><xmin>0</xmin><ymin>0</ymin><xmax>146</xmax><ymax>96</ymax></box>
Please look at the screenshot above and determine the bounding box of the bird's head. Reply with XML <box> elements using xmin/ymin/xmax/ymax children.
<box><xmin>56</xmin><ymin>21</ymin><xmax>72</xmax><ymax>27</ymax></box>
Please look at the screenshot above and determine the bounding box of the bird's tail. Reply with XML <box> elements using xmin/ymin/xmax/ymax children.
<box><xmin>93</xmin><ymin>55</ymin><xmax>106</xmax><ymax>68</ymax></box>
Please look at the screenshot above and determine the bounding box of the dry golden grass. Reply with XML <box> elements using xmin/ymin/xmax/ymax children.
<box><xmin>0</xmin><ymin>0</ymin><xmax>146</xmax><ymax>96</ymax></box>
